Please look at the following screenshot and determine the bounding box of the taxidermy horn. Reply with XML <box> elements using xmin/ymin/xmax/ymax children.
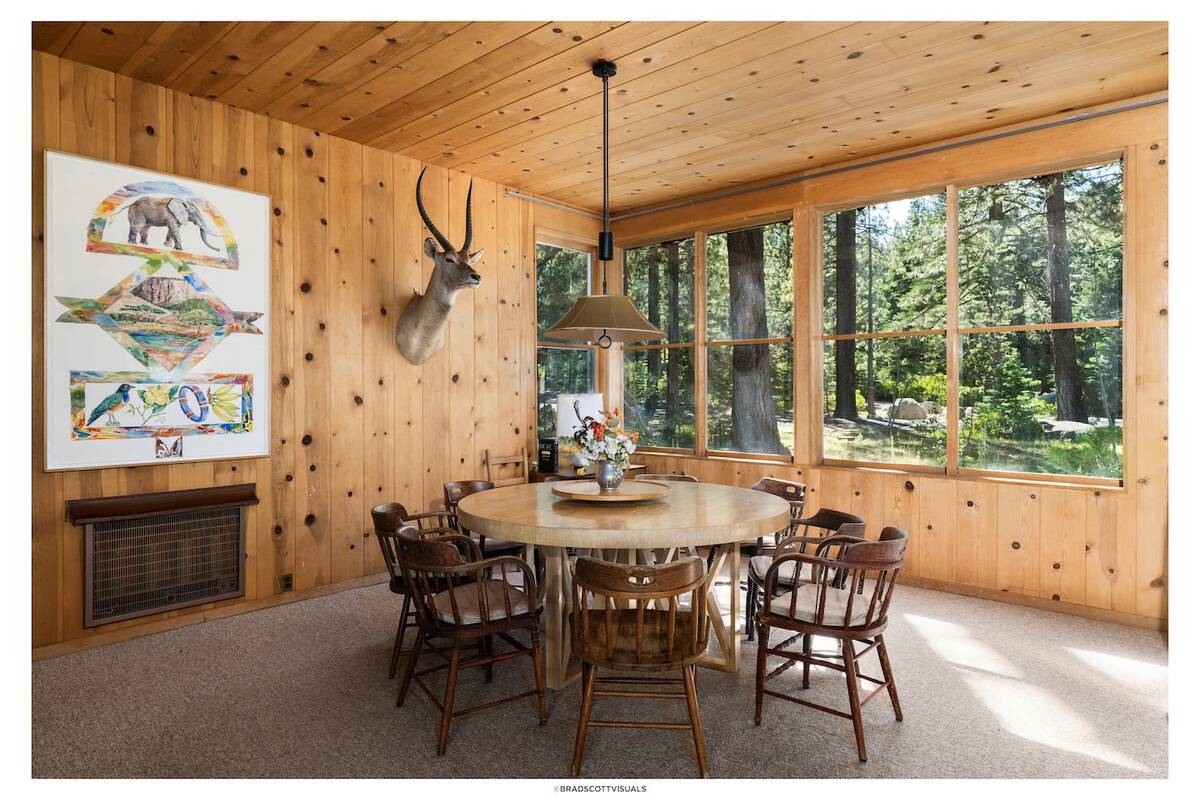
<box><xmin>394</xmin><ymin>167</ymin><xmax>484</xmax><ymax>365</ymax></box>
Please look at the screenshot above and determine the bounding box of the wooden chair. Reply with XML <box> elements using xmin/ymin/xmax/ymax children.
<box><xmin>745</xmin><ymin>508</ymin><xmax>865</xmax><ymax>642</ymax></box>
<box><xmin>395</xmin><ymin>527</ymin><xmax>548</xmax><ymax>755</ymax></box>
<box><xmin>747</xmin><ymin>477</ymin><xmax>808</xmax><ymax>553</ymax></box>
<box><xmin>634</xmin><ymin>473</ymin><xmax>699</xmax><ymax>482</ymax></box>
<box><xmin>373</xmin><ymin>511</ymin><xmax>466</xmax><ymax>678</ymax></box>
<box><xmin>443</xmin><ymin>481</ymin><xmax>526</xmax><ymax>559</ymax></box>
<box><xmin>484</xmin><ymin>447</ymin><xmax>529</xmax><ymax>487</ymax></box>
<box><xmin>754</xmin><ymin>526</ymin><xmax>909</xmax><ymax>762</ymax></box>
<box><xmin>569</xmin><ymin>555</ymin><xmax>710</xmax><ymax>777</ymax></box>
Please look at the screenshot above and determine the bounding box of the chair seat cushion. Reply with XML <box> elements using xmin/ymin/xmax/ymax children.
<box><xmin>431</xmin><ymin>580</ymin><xmax>536</xmax><ymax>624</ymax></box>
<box><xmin>479</xmin><ymin>536</ymin><xmax>524</xmax><ymax>555</ymax></box>
<box><xmin>571</xmin><ymin>608</ymin><xmax>707</xmax><ymax>670</ymax></box>
<box><xmin>748</xmin><ymin>555</ymin><xmax>813</xmax><ymax>586</ymax></box>
<box><xmin>759</xmin><ymin>581</ymin><xmax>878</xmax><ymax>627</ymax></box>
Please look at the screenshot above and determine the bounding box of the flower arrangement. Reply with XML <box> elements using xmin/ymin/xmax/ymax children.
<box><xmin>561</xmin><ymin>400</ymin><xmax>638</xmax><ymax>472</ymax></box>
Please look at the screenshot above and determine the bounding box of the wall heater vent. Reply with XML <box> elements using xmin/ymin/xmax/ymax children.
<box><xmin>66</xmin><ymin>484</ymin><xmax>258</xmax><ymax>628</ymax></box>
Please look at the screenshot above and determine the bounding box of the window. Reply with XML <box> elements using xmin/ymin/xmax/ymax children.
<box><xmin>536</xmin><ymin>242</ymin><xmax>595</xmax><ymax>440</ymax></box>
<box><xmin>820</xmin><ymin>161</ymin><xmax>1124</xmax><ymax>480</ymax></box>
<box><xmin>622</xmin><ymin>238</ymin><xmax>696</xmax><ymax>449</ymax></box>
<box><xmin>821</xmin><ymin>194</ymin><xmax>948</xmax><ymax>467</ymax></box>
<box><xmin>957</xmin><ymin>163</ymin><xmax>1123</xmax><ymax>478</ymax></box>
<box><xmin>621</xmin><ymin>220</ymin><xmax>794</xmax><ymax>457</ymax></box>
<box><xmin>705</xmin><ymin>222</ymin><xmax>794</xmax><ymax>455</ymax></box>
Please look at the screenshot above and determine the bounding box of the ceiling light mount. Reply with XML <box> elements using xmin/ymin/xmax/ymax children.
<box><xmin>541</xmin><ymin>58</ymin><xmax>664</xmax><ymax>350</ymax></box>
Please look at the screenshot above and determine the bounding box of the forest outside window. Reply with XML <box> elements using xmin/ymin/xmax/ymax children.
<box><xmin>706</xmin><ymin>222</ymin><xmax>794</xmax><ymax>456</ymax></box>
<box><xmin>622</xmin><ymin>237</ymin><xmax>697</xmax><ymax>449</ymax></box>
<box><xmin>536</xmin><ymin>242</ymin><xmax>596</xmax><ymax>440</ymax></box>
<box><xmin>820</xmin><ymin>160</ymin><xmax>1124</xmax><ymax>480</ymax></box>
<box><xmin>622</xmin><ymin>221</ymin><xmax>794</xmax><ymax>457</ymax></box>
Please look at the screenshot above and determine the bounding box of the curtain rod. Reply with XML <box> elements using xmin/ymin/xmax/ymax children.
<box><xmin>503</xmin><ymin>189</ymin><xmax>603</xmax><ymax>220</ymax></box>
<box><xmin>502</xmin><ymin>95</ymin><xmax>1166</xmax><ymax>224</ymax></box>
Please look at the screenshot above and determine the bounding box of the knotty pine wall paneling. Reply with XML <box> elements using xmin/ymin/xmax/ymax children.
<box><xmin>30</xmin><ymin>53</ymin><xmax>589</xmax><ymax>649</ymax></box>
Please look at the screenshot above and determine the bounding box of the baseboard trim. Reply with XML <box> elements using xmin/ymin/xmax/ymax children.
<box><xmin>896</xmin><ymin>574</ymin><xmax>1167</xmax><ymax>632</ymax></box>
<box><xmin>32</xmin><ymin>573</ymin><xmax>390</xmax><ymax>661</ymax></box>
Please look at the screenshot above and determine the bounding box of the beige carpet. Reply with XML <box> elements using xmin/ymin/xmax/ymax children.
<box><xmin>32</xmin><ymin>580</ymin><xmax>1167</xmax><ymax>778</ymax></box>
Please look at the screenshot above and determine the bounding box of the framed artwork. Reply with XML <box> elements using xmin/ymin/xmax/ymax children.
<box><xmin>44</xmin><ymin>151</ymin><xmax>270</xmax><ymax>470</ymax></box>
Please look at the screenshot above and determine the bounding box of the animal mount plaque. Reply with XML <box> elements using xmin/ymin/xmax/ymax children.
<box><xmin>44</xmin><ymin>151</ymin><xmax>270</xmax><ymax>470</ymax></box>
<box><xmin>394</xmin><ymin>167</ymin><xmax>482</xmax><ymax>365</ymax></box>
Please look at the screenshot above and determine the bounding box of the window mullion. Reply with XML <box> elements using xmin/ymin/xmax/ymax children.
<box><xmin>694</xmin><ymin>229</ymin><xmax>708</xmax><ymax>459</ymax></box>
<box><xmin>945</xmin><ymin>185</ymin><xmax>961</xmax><ymax>476</ymax></box>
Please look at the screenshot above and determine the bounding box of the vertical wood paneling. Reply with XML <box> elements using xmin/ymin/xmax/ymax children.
<box><xmin>292</xmin><ymin>126</ymin><xmax>332</xmax><ymax>590</ymax></box>
<box><xmin>1130</xmin><ymin>140</ymin><xmax>1169</xmax><ymax>619</ymax></box>
<box><xmin>32</xmin><ymin>51</ymin><xmax>62</xmax><ymax>647</ymax></box>
<box><xmin>954</xmin><ymin>482</ymin><xmax>997</xmax><ymax>589</ymax></box>
<box><xmin>260</xmin><ymin>116</ymin><xmax>297</xmax><ymax>596</ymax></box>
<box><xmin>328</xmin><ymin>137</ymin><xmax>366</xmax><ymax>583</ymax></box>
<box><xmin>1039</xmin><ymin>487</ymin><xmax>1087</xmax><ymax>604</ymax></box>
<box><xmin>917</xmin><ymin>477</ymin><xmax>956</xmax><ymax>583</ymax></box>
<box><xmin>362</xmin><ymin>147</ymin><xmax>395</xmax><ymax>574</ymax></box>
<box><xmin>473</xmin><ymin>180</ymin><xmax>501</xmax><ymax>480</ymax></box>
<box><xmin>496</xmin><ymin>188</ymin><xmax>526</xmax><ymax>462</ymax></box>
<box><xmin>996</xmin><ymin>484</ymin><xmax>1041</xmax><ymax>596</ymax></box>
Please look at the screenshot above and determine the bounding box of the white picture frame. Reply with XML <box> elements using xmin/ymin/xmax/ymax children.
<box><xmin>44</xmin><ymin>151</ymin><xmax>271</xmax><ymax>471</ymax></box>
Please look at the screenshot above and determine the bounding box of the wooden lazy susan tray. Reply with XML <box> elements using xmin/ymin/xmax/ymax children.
<box><xmin>550</xmin><ymin>480</ymin><xmax>671</xmax><ymax>503</ymax></box>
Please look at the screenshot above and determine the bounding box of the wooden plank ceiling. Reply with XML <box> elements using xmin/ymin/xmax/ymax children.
<box><xmin>34</xmin><ymin>20</ymin><xmax>1168</xmax><ymax>214</ymax></box>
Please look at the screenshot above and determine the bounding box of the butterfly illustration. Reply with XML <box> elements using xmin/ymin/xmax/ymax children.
<box><xmin>154</xmin><ymin>437</ymin><xmax>183</xmax><ymax>459</ymax></box>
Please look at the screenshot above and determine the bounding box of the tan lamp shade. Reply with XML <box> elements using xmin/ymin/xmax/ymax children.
<box><xmin>541</xmin><ymin>294</ymin><xmax>666</xmax><ymax>344</ymax></box>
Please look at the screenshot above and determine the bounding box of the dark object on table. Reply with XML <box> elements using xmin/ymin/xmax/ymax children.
<box><xmin>537</xmin><ymin>439</ymin><xmax>558</xmax><ymax>473</ymax></box>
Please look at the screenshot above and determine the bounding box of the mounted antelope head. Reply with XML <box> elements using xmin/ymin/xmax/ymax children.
<box><xmin>394</xmin><ymin>167</ymin><xmax>483</xmax><ymax>365</ymax></box>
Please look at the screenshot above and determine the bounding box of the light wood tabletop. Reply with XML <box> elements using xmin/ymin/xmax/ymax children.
<box><xmin>458</xmin><ymin>481</ymin><xmax>790</xmax><ymax>549</ymax></box>
<box><xmin>457</xmin><ymin>481</ymin><xmax>791</xmax><ymax>689</ymax></box>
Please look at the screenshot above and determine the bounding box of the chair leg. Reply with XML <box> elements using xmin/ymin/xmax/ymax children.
<box><xmin>397</xmin><ymin>630</ymin><xmax>424</xmax><ymax>707</ymax></box>
<box><xmin>876</xmin><ymin>634</ymin><xmax>903</xmax><ymax>721</ymax></box>
<box><xmin>841</xmin><ymin>639</ymin><xmax>867</xmax><ymax>762</ymax></box>
<box><xmin>745</xmin><ymin>583</ymin><xmax>757</xmax><ymax>642</ymax></box>
<box><xmin>754</xmin><ymin>624</ymin><xmax>768</xmax><ymax>726</ymax></box>
<box><xmin>569</xmin><ymin>663</ymin><xmax>598</xmax><ymax>777</ymax></box>
<box><xmin>482</xmin><ymin>635</ymin><xmax>494</xmax><ymax>683</ymax></box>
<box><xmin>801</xmin><ymin>634</ymin><xmax>812</xmax><ymax>689</ymax></box>
<box><xmin>682</xmin><ymin>665</ymin><xmax>708</xmax><ymax>778</ymax></box>
<box><xmin>388</xmin><ymin>594</ymin><xmax>412</xmax><ymax>679</ymax></box>
<box><xmin>531</xmin><ymin>626</ymin><xmax>548</xmax><ymax>725</ymax></box>
<box><xmin>436</xmin><ymin>643</ymin><xmax>461</xmax><ymax>756</ymax></box>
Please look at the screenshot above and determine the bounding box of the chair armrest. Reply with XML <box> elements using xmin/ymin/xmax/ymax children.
<box><xmin>776</xmin><ymin>533</ymin><xmax>866</xmax><ymax>557</ymax></box>
<box><xmin>406</xmin><ymin>509</ymin><xmax>458</xmax><ymax>529</ymax></box>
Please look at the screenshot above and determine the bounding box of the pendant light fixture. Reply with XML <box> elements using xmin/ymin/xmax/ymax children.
<box><xmin>542</xmin><ymin>60</ymin><xmax>665</xmax><ymax>350</ymax></box>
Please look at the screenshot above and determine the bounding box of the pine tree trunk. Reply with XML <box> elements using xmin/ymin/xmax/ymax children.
<box><xmin>646</xmin><ymin>252</ymin><xmax>661</xmax><ymax>413</ymax></box>
<box><xmin>1041</xmin><ymin>174</ymin><xmax>1086</xmax><ymax>422</ymax></box>
<box><xmin>728</xmin><ymin>228</ymin><xmax>786</xmax><ymax>454</ymax></box>
<box><xmin>834</xmin><ymin>210</ymin><xmax>858</xmax><ymax>419</ymax></box>
<box><xmin>665</xmin><ymin>241</ymin><xmax>681</xmax><ymax>417</ymax></box>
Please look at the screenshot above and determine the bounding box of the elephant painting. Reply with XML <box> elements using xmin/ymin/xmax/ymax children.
<box><xmin>117</xmin><ymin>196</ymin><xmax>222</xmax><ymax>252</ymax></box>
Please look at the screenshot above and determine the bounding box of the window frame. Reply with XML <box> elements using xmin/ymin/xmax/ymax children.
<box><xmin>534</xmin><ymin>235</ymin><xmax>600</xmax><ymax>442</ymax></box>
<box><xmin>813</xmin><ymin>153</ymin><xmax>1128</xmax><ymax>487</ymax></box>
<box><xmin>621</xmin><ymin>212</ymin><xmax>797</xmax><ymax>461</ymax></box>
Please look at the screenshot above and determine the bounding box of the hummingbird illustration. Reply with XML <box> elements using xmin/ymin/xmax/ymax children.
<box><xmin>86</xmin><ymin>384</ymin><xmax>133</xmax><ymax>426</ymax></box>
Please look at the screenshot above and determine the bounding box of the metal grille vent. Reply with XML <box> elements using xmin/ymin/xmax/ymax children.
<box><xmin>70</xmin><ymin>486</ymin><xmax>256</xmax><ymax>628</ymax></box>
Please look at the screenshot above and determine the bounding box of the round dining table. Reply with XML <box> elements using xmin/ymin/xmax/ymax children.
<box><xmin>457</xmin><ymin>480</ymin><xmax>791</xmax><ymax>689</ymax></box>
